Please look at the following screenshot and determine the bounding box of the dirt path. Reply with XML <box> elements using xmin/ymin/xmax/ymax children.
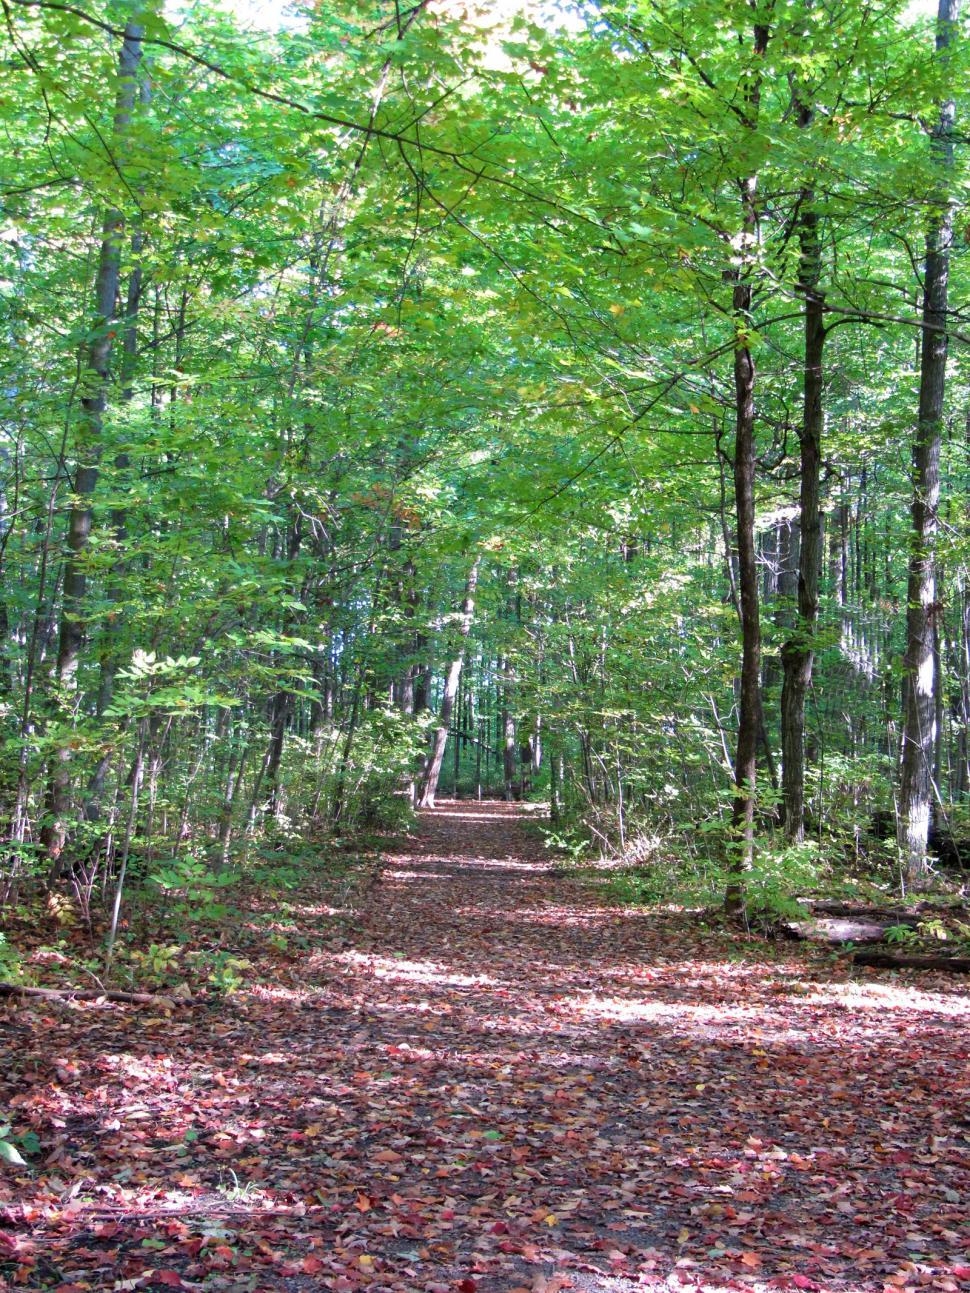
<box><xmin>2</xmin><ymin>802</ymin><xmax>969</xmax><ymax>1292</ymax></box>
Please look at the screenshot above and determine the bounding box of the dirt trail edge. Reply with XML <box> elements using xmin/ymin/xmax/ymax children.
<box><xmin>2</xmin><ymin>801</ymin><xmax>968</xmax><ymax>1293</ymax></box>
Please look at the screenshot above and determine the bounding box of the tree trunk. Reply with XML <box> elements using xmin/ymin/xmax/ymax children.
<box><xmin>725</xmin><ymin>17</ymin><xmax>769</xmax><ymax>916</ymax></box>
<box><xmin>781</xmin><ymin>134</ymin><xmax>825</xmax><ymax>843</ymax></box>
<box><xmin>43</xmin><ymin>17</ymin><xmax>145</xmax><ymax>873</ymax></box>
<box><xmin>419</xmin><ymin>559</ymin><xmax>480</xmax><ymax>809</ymax></box>
<box><xmin>899</xmin><ymin>0</ymin><xmax>959</xmax><ymax>886</ymax></box>
<box><xmin>503</xmin><ymin>695</ymin><xmax>517</xmax><ymax>801</ymax></box>
<box><xmin>955</xmin><ymin>576</ymin><xmax>970</xmax><ymax>795</ymax></box>
<box><xmin>87</xmin><ymin>220</ymin><xmax>149</xmax><ymax>822</ymax></box>
<box><xmin>725</xmin><ymin>296</ymin><xmax>761</xmax><ymax>913</ymax></box>
<box><xmin>550</xmin><ymin>736</ymin><xmax>561</xmax><ymax>824</ymax></box>
<box><xmin>452</xmin><ymin>672</ymin><xmax>462</xmax><ymax>795</ymax></box>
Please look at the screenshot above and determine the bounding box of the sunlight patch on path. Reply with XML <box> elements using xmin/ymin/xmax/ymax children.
<box><xmin>804</xmin><ymin>981</ymin><xmax>970</xmax><ymax>1016</ymax></box>
<box><xmin>335</xmin><ymin>949</ymin><xmax>500</xmax><ymax>988</ymax></box>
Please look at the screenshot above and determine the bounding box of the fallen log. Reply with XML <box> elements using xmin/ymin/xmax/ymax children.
<box><xmin>853</xmin><ymin>951</ymin><xmax>970</xmax><ymax>974</ymax></box>
<box><xmin>782</xmin><ymin>917</ymin><xmax>908</xmax><ymax>944</ymax></box>
<box><xmin>0</xmin><ymin>983</ymin><xmax>196</xmax><ymax>1007</ymax></box>
<box><xmin>795</xmin><ymin>899</ymin><xmax>921</xmax><ymax>923</ymax></box>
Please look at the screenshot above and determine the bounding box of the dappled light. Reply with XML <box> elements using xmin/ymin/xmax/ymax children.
<box><xmin>4</xmin><ymin>804</ymin><xmax>966</xmax><ymax>1291</ymax></box>
<box><xmin>2</xmin><ymin>3</ymin><xmax>970</xmax><ymax>1287</ymax></box>
<box><xmin>336</xmin><ymin>950</ymin><xmax>502</xmax><ymax>990</ymax></box>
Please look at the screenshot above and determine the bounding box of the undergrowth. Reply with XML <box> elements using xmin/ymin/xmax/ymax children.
<box><xmin>542</xmin><ymin>805</ymin><xmax>968</xmax><ymax>934</ymax></box>
<box><xmin>1</xmin><ymin>835</ymin><xmax>383</xmax><ymax>998</ymax></box>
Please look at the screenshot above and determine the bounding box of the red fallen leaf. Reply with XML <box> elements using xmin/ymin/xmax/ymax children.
<box><xmin>151</xmin><ymin>1273</ymin><xmax>185</xmax><ymax>1289</ymax></box>
<box><xmin>7</xmin><ymin>806</ymin><xmax>970</xmax><ymax>1293</ymax></box>
<box><xmin>302</xmin><ymin>1255</ymin><xmax>326</xmax><ymax>1274</ymax></box>
<box><xmin>456</xmin><ymin>1281</ymin><xmax>477</xmax><ymax>1293</ymax></box>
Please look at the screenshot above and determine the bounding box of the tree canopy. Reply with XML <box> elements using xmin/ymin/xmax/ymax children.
<box><xmin>0</xmin><ymin>0</ymin><xmax>968</xmax><ymax>921</ymax></box>
<box><xmin>1</xmin><ymin>2</ymin><xmax>970</xmax><ymax>1286</ymax></box>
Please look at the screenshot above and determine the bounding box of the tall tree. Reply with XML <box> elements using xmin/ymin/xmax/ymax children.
<box><xmin>898</xmin><ymin>0</ymin><xmax>961</xmax><ymax>885</ymax></box>
<box><xmin>725</xmin><ymin>12</ymin><xmax>771</xmax><ymax>915</ymax></box>
<box><xmin>42</xmin><ymin>14</ymin><xmax>145</xmax><ymax>872</ymax></box>
<box><xmin>780</xmin><ymin>93</ymin><xmax>825</xmax><ymax>844</ymax></box>
<box><xmin>419</xmin><ymin>558</ymin><xmax>480</xmax><ymax>809</ymax></box>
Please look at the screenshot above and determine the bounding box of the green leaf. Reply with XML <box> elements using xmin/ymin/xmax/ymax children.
<box><xmin>0</xmin><ymin>1139</ymin><xmax>26</xmax><ymax>1166</ymax></box>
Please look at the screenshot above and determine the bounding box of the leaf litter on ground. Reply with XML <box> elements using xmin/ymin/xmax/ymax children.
<box><xmin>1</xmin><ymin>802</ymin><xmax>967</xmax><ymax>1292</ymax></box>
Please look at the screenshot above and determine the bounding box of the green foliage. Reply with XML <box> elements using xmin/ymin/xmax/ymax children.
<box><xmin>542</xmin><ymin>827</ymin><xmax>593</xmax><ymax>865</ymax></box>
<box><xmin>0</xmin><ymin>1126</ymin><xmax>26</xmax><ymax>1167</ymax></box>
<box><xmin>125</xmin><ymin>942</ymin><xmax>183</xmax><ymax>983</ymax></box>
<box><xmin>148</xmin><ymin>855</ymin><xmax>237</xmax><ymax>923</ymax></box>
<box><xmin>0</xmin><ymin>934</ymin><xmax>24</xmax><ymax>983</ymax></box>
<box><xmin>0</xmin><ymin>0</ymin><xmax>967</xmax><ymax>950</ymax></box>
<box><xmin>192</xmin><ymin>950</ymin><xmax>251</xmax><ymax>995</ymax></box>
<box><xmin>595</xmin><ymin>825</ymin><xmax>825</xmax><ymax>920</ymax></box>
<box><xmin>743</xmin><ymin>843</ymin><xmax>823</xmax><ymax>922</ymax></box>
<box><xmin>117</xmin><ymin>940</ymin><xmax>250</xmax><ymax>994</ymax></box>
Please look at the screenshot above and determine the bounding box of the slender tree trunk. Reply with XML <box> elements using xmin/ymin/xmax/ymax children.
<box><xmin>261</xmin><ymin>516</ymin><xmax>306</xmax><ymax>821</ymax></box>
<box><xmin>955</xmin><ymin>575</ymin><xmax>970</xmax><ymax>796</ymax></box>
<box><xmin>105</xmin><ymin>718</ymin><xmax>146</xmax><ymax>968</ymax></box>
<box><xmin>452</xmin><ymin>672</ymin><xmax>462</xmax><ymax>795</ymax></box>
<box><xmin>419</xmin><ymin>559</ymin><xmax>480</xmax><ymax>809</ymax></box>
<box><xmin>263</xmin><ymin>685</ymin><xmax>291</xmax><ymax>818</ymax></box>
<box><xmin>933</xmin><ymin>605</ymin><xmax>946</xmax><ymax>801</ymax></box>
<box><xmin>503</xmin><ymin>706</ymin><xmax>517</xmax><ymax>801</ymax></box>
<box><xmin>781</xmin><ymin>132</ymin><xmax>825</xmax><ymax>843</ymax></box>
<box><xmin>43</xmin><ymin>17</ymin><xmax>145</xmax><ymax>872</ymax></box>
<box><xmin>5</xmin><ymin>381</ymin><xmax>78</xmax><ymax>882</ymax></box>
<box><xmin>0</xmin><ymin>446</ymin><xmax>13</xmax><ymax>700</ymax></box>
<box><xmin>899</xmin><ymin>0</ymin><xmax>959</xmax><ymax>885</ymax></box>
<box><xmin>218</xmin><ymin>741</ymin><xmax>249</xmax><ymax>868</ymax></box>
<box><xmin>87</xmin><ymin>222</ymin><xmax>148</xmax><ymax>822</ymax></box>
<box><xmin>725</xmin><ymin>303</ymin><xmax>761</xmax><ymax>913</ymax></box>
<box><xmin>725</xmin><ymin>17</ymin><xmax>769</xmax><ymax>915</ymax></box>
<box><xmin>550</xmin><ymin>735</ymin><xmax>561</xmax><ymax>824</ymax></box>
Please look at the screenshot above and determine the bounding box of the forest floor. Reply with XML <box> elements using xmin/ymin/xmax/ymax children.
<box><xmin>1</xmin><ymin>801</ymin><xmax>969</xmax><ymax>1293</ymax></box>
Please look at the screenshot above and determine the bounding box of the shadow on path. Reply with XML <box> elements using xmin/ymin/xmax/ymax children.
<box><xmin>2</xmin><ymin>801</ymin><xmax>968</xmax><ymax>1292</ymax></box>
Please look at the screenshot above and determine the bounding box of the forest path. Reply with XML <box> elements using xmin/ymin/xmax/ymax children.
<box><xmin>3</xmin><ymin>802</ymin><xmax>969</xmax><ymax>1292</ymax></box>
